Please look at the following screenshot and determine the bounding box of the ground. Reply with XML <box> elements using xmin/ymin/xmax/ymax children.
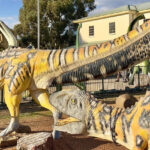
<box><xmin>0</xmin><ymin>99</ymin><xmax>132</xmax><ymax>150</ymax></box>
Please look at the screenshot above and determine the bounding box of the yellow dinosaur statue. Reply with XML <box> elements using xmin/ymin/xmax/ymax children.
<box><xmin>0</xmin><ymin>20</ymin><xmax>150</xmax><ymax>137</ymax></box>
<box><xmin>50</xmin><ymin>89</ymin><xmax>150</xmax><ymax>150</ymax></box>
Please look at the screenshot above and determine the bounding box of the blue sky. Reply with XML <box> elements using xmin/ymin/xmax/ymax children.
<box><xmin>0</xmin><ymin>0</ymin><xmax>22</xmax><ymax>28</ymax></box>
<box><xmin>0</xmin><ymin>0</ymin><xmax>150</xmax><ymax>28</ymax></box>
<box><xmin>90</xmin><ymin>0</ymin><xmax>150</xmax><ymax>15</ymax></box>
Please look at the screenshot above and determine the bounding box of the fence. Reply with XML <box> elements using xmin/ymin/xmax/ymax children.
<box><xmin>0</xmin><ymin>66</ymin><xmax>150</xmax><ymax>106</ymax></box>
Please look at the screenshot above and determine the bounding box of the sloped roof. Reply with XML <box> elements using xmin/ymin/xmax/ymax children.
<box><xmin>89</xmin><ymin>5</ymin><xmax>137</xmax><ymax>18</ymax></box>
<box><xmin>73</xmin><ymin>2</ymin><xmax>150</xmax><ymax>23</ymax></box>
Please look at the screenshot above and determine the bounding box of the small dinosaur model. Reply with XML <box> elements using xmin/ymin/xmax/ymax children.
<box><xmin>0</xmin><ymin>20</ymin><xmax>150</xmax><ymax>137</ymax></box>
<box><xmin>129</xmin><ymin>59</ymin><xmax>150</xmax><ymax>85</ymax></box>
<box><xmin>51</xmin><ymin>89</ymin><xmax>150</xmax><ymax>150</ymax></box>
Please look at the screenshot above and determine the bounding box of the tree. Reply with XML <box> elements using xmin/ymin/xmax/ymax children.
<box><xmin>14</xmin><ymin>0</ymin><xmax>96</xmax><ymax>49</ymax></box>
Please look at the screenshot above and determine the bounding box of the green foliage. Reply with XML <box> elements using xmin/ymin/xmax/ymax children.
<box><xmin>14</xmin><ymin>0</ymin><xmax>96</xmax><ymax>49</ymax></box>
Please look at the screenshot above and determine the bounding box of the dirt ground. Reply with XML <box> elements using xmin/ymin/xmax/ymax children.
<box><xmin>0</xmin><ymin>101</ymin><xmax>130</xmax><ymax>150</ymax></box>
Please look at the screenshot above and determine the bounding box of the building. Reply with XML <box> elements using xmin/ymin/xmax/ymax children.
<box><xmin>73</xmin><ymin>2</ymin><xmax>150</xmax><ymax>46</ymax></box>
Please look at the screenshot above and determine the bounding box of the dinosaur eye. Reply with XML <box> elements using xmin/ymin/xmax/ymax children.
<box><xmin>71</xmin><ymin>99</ymin><xmax>77</xmax><ymax>105</ymax></box>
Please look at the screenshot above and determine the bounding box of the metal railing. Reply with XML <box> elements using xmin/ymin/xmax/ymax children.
<box><xmin>0</xmin><ymin>66</ymin><xmax>150</xmax><ymax>106</ymax></box>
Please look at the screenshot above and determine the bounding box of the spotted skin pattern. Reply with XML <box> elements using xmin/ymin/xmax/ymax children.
<box><xmin>85</xmin><ymin>94</ymin><xmax>150</xmax><ymax>150</ymax></box>
<box><xmin>0</xmin><ymin>21</ymin><xmax>150</xmax><ymax>136</ymax></box>
<box><xmin>50</xmin><ymin>90</ymin><xmax>150</xmax><ymax>150</ymax></box>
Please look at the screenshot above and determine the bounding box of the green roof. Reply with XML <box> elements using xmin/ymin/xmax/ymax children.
<box><xmin>73</xmin><ymin>5</ymin><xmax>137</xmax><ymax>23</ymax></box>
<box><xmin>89</xmin><ymin>5</ymin><xmax>137</xmax><ymax>18</ymax></box>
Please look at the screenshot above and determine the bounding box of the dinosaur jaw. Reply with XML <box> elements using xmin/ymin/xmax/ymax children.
<box><xmin>52</xmin><ymin>111</ymin><xmax>87</xmax><ymax>134</ymax></box>
<box><xmin>55</xmin><ymin>116</ymin><xmax>81</xmax><ymax>126</ymax></box>
<box><xmin>50</xmin><ymin>89</ymin><xmax>89</xmax><ymax>134</ymax></box>
<box><xmin>54</xmin><ymin>116</ymin><xmax>86</xmax><ymax>134</ymax></box>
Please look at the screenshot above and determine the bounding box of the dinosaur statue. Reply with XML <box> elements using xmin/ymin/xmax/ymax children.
<box><xmin>127</xmin><ymin>15</ymin><xmax>150</xmax><ymax>85</ymax></box>
<box><xmin>129</xmin><ymin>59</ymin><xmax>150</xmax><ymax>85</ymax></box>
<box><xmin>0</xmin><ymin>20</ymin><xmax>150</xmax><ymax>137</ymax></box>
<box><xmin>0</xmin><ymin>21</ymin><xmax>18</xmax><ymax>49</ymax></box>
<box><xmin>50</xmin><ymin>89</ymin><xmax>150</xmax><ymax>150</ymax></box>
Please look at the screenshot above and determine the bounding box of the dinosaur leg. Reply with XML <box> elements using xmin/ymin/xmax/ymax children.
<box><xmin>129</xmin><ymin>66</ymin><xmax>140</xmax><ymax>85</ymax></box>
<box><xmin>129</xmin><ymin>72</ymin><xmax>135</xmax><ymax>85</ymax></box>
<box><xmin>30</xmin><ymin>89</ymin><xmax>61</xmax><ymax>138</ymax></box>
<box><xmin>0</xmin><ymin>85</ymin><xmax>22</xmax><ymax>137</ymax></box>
<box><xmin>30</xmin><ymin>89</ymin><xmax>57</xmax><ymax>115</ymax></box>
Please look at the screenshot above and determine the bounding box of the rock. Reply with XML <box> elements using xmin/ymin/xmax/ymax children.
<box><xmin>0</xmin><ymin>135</ymin><xmax>18</xmax><ymax>148</ymax></box>
<box><xmin>140</xmin><ymin>90</ymin><xmax>150</xmax><ymax>101</ymax></box>
<box><xmin>116</xmin><ymin>94</ymin><xmax>138</xmax><ymax>109</ymax></box>
<box><xmin>16</xmin><ymin>124</ymin><xmax>31</xmax><ymax>133</ymax></box>
<box><xmin>16</xmin><ymin>132</ymin><xmax>53</xmax><ymax>150</ymax></box>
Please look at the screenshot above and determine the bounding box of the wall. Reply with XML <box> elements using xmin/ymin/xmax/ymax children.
<box><xmin>139</xmin><ymin>11</ymin><xmax>150</xmax><ymax>25</ymax></box>
<box><xmin>79</xmin><ymin>14</ymin><xmax>131</xmax><ymax>44</ymax></box>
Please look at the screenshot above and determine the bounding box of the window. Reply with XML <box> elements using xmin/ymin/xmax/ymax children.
<box><xmin>109</xmin><ymin>22</ymin><xmax>115</xmax><ymax>34</ymax></box>
<box><xmin>89</xmin><ymin>26</ymin><xmax>94</xmax><ymax>36</ymax></box>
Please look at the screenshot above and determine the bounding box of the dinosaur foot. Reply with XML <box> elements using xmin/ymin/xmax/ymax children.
<box><xmin>128</xmin><ymin>78</ymin><xmax>134</xmax><ymax>85</ymax></box>
<box><xmin>0</xmin><ymin>117</ymin><xmax>20</xmax><ymax>137</ymax></box>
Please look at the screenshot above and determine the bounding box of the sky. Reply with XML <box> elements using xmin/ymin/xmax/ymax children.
<box><xmin>90</xmin><ymin>0</ymin><xmax>150</xmax><ymax>15</ymax></box>
<box><xmin>0</xmin><ymin>0</ymin><xmax>150</xmax><ymax>28</ymax></box>
<box><xmin>0</xmin><ymin>0</ymin><xmax>23</xmax><ymax>28</ymax></box>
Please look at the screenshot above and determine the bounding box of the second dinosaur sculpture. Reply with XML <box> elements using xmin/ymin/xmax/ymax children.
<box><xmin>51</xmin><ymin>89</ymin><xmax>150</xmax><ymax>150</ymax></box>
<box><xmin>0</xmin><ymin>20</ymin><xmax>150</xmax><ymax>137</ymax></box>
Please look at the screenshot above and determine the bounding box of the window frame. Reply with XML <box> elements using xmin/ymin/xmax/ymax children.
<box><xmin>89</xmin><ymin>25</ymin><xmax>94</xmax><ymax>36</ymax></box>
<box><xmin>109</xmin><ymin>22</ymin><xmax>116</xmax><ymax>34</ymax></box>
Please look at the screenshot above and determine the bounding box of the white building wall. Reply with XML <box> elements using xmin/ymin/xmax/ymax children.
<box><xmin>139</xmin><ymin>12</ymin><xmax>150</xmax><ymax>25</ymax></box>
<box><xmin>79</xmin><ymin>14</ymin><xmax>131</xmax><ymax>44</ymax></box>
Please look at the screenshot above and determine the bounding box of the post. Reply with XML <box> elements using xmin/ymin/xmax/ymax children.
<box><xmin>138</xmin><ymin>66</ymin><xmax>140</xmax><ymax>87</ymax></box>
<box><xmin>102</xmin><ymin>78</ymin><xmax>104</xmax><ymax>91</ymax></box>
<box><xmin>37</xmin><ymin>0</ymin><xmax>40</xmax><ymax>49</ymax></box>
<box><xmin>75</xmin><ymin>24</ymin><xmax>86</xmax><ymax>91</ymax></box>
<box><xmin>76</xmin><ymin>23</ymin><xmax>82</xmax><ymax>50</ymax></box>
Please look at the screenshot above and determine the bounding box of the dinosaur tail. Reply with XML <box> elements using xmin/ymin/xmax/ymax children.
<box><xmin>51</xmin><ymin>21</ymin><xmax>150</xmax><ymax>85</ymax></box>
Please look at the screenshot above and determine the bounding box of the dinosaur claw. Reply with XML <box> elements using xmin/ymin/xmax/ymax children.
<box><xmin>0</xmin><ymin>117</ymin><xmax>19</xmax><ymax>137</ymax></box>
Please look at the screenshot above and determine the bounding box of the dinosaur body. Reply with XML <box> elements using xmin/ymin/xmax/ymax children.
<box><xmin>129</xmin><ymin>60</ymin><xmax>150</xmax><ymax>85</ymax></box>
<box><xmin>51</xmin><ymin>89</ymin><xmax>150</xmax><ymax>150</ymax></box>
<box><xmin>1</xmin><ymin>21</ymin><xmax>150</xmax><ymax>136</ymax></box>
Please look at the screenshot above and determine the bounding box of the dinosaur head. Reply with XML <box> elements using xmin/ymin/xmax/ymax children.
<box><xmin>50</xmin><ymin>89</ymin><xmax>91</xmax><ymax>134</ymax></box>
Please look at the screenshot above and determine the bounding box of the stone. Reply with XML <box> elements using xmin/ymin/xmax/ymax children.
<box><xmin>116</xmin><ymin>94</ymin><xmax>138</xmax><ymax>109</ymax></box>
<box><xmin>16</xmin><ymin>132</ymin><xmax>53</xmax><ymax>150</ymax></box>
<box><xmin>0</xmin><ymin>135</ymin><xmax>18</xmax><ymax>148</ymax></box>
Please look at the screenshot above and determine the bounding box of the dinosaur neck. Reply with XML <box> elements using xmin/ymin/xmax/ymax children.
<box><xmin>52</xmin><ymin>21</ymin><xmax>150</xmax><ymax>85</ymax></box>
<box><xmin>86</xmin><ymin>98</ymin><xmax>123</xmax><ymax>142</ymax></box>
<box><xmin>85</xmin><ymin>95</ymin><xmax>140</xmax><ymax>150</ymax></box>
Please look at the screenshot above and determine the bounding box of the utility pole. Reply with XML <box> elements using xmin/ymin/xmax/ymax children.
<box><xmin>37</xmin><ymin>0</ymin><xmax>40</xmax><ymax>49</ymax></box>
